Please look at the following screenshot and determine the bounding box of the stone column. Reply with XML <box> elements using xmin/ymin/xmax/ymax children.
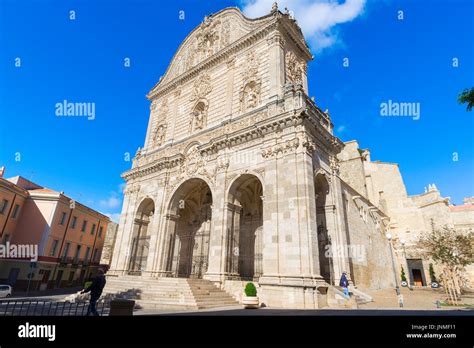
<box><xmin>158</xmin><ymin>213</ymin><xmax>179</xmax><ymax>276</ymax></box>
<box><xmin>169</xmin><ymin>89</ymin><xmax>181</xmax><ymax>145</ymax></box>
<box><xmin>147</xmin><ymin>180</ymin><xmax>168</xmax><ymax>276</ymax></box>
<box><xmin>266</xmin><ymin>30</ymin><xmax>285</xmax><ymax>102</ymax></box>
<box><xmin>328</xmin><ymin>174</ymin><xmax>352</xmax><ymax>283</ymax></box>
<box><xmin>225</xmin><ymin>57</ymin><xmax>236</xmax><ymax>122</ymax></box>
<box><xmin>260</xmin><ymin>149</ymin><xmax>280</xmax><ymax>280</ymax></box>
<box><xmin>108</xmin><ymin>186</ymin><xmax>139</xmax><ymax>276</ymax></box>
<box><xmin>225</xmin><ymin>202</ymin><xmax>242</xmax><ymax>277</ymax></box>
<box><xmin>203</xmin><ymin>172</ymin><xmax>227</xmax><ymax>283</ymax></box>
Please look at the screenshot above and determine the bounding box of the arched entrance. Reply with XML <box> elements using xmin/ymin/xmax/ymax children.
<box><xmin>128</xmin><ymin>198</ymin><xmax>154</xmax><ymax>275</ymax></box>
<box><xmin>164</xmin><ymin>178</ymin><xmax>212</xmax><ymax>278</ymax></box>
<box><xmin>226</xmin><ymin>174</ymin><xmax>263</xmax><ymax>280</ymax></box>
<box><xmin>314</xmin><ymin>173</ymin><xmax>333</xmax><ymax>283</ymax></box>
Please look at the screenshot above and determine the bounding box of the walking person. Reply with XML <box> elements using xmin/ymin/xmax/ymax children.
<box><xmin>339</xmin><ymin>271</ymin><xmax>350</xmax><ymax>298</ymax></box>
<box><xmin>81</xmin><ymin>268</ymin><xmax>106</xmax><ymax>316</ymax></box>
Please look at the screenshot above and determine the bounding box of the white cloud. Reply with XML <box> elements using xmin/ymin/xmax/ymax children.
<box><xmin>337</xmin><ymin>125</ymin><xmax>346</xmax><ymax>133</ymax></box>
<box><xmin>99</xmin><ymin>193</ymin><xmax>121</xmax><ymax>209</ymax></box>
<box><xmin>99</xmin><ymin>184</ymin><xmax>124</xmax><ymax>210</ymax></box>
<box><xmin>104</xmin><ymin>213</ymin><xmax>121</xmax><ymax>223</ymax></box>
<box><xmin>241</xmin><ymin>0</ymin><xmax>366</xmax><ymax>51</ymax></box>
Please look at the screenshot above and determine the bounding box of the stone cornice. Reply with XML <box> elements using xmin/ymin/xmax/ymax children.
<box><xmin>278</xmin><ymin>17</ymin><xmax>312</xmax><ymax>61</ymax></box>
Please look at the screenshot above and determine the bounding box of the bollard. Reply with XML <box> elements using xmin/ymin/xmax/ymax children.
<box><xmin>109</xmin><ymin>299</ymin><xmax>135</xmax><ymax>316</ymax></box>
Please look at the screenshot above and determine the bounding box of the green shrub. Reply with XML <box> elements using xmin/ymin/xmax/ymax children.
<box><xmin>400</xmin><ymin>266</ymin><xmax>407</xmax><ymax>282</ymax></box>
<box><xmin>244</xmin><ymin>282</ymin><xmax>257</xmax><ymax>297</ymax></box>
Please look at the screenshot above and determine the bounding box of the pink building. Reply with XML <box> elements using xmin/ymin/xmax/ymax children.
<box><xmin>0</xmin><ymin>170</ymin><xmax>110</xmax><ymax>292</ymax></box>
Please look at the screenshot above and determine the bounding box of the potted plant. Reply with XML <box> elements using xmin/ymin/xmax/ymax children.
<box><xmin>429</xmin><ymin>263</ymin><xmax>439</xmax><ymax>288</ymax></box>
<box><xmin>400</xmin><ymin>266</ymin><xmax>408</xmax><ymax>287</ymax></box>
<box><xmin>242</xmin><ymin>282</ymin><xmax>259</xmax><ymax>309</ymax></box>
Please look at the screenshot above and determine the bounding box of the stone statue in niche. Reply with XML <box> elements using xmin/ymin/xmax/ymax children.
<box><xmin>239</xmin><ymin>51</ymin><xmax>261</xmax><ymax>113</ymax></box>
<box><xmin>153</xmin><ymin>124</ymin><xmax>167</xmax><ymax>145</ymax></box>
<box><xmin>247</xmin><ymin>89</ymin><xmax>258</xmax><ymax>109</ymax></box>
<box><xmin>193</xmin><ymin>110</ymin><xmax>204</xmax><ymax>130</ymax></box>
<box><xmin>240</xmin><ymin>80</ymin><xmax>261</xmax><ymax>113</ymax></box>
<box><xmin>190</xmin><ymin>101</ymin><xmax>207</xmax><ymax>132</ymax></box>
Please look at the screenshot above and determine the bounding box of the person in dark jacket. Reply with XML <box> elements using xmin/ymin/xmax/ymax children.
<box><xmin>82</xmin><ymin>268</ymin><xmax>106</xmax><ymax>316</ymax></box>
<box><xmin>339</xmin><ymin>271</ymin><xmax>350</xmax><ymax>298</ymax></box>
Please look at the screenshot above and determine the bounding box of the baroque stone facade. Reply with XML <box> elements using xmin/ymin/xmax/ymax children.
<box><xmin>108</xmin><ymin>6</ymin><xmax>396</xmax><ymax>308</ymax></box>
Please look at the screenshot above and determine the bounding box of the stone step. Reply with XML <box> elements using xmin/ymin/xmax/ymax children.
<box><xmin>103</xmin><ymin>276</ymin><xmax>239</xmax><ymax>310</ymax></box>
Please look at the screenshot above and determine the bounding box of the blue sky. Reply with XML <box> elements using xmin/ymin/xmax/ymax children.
<box><xmin>0</xmin><ymin>0</ymin><xmax>473</xmax><ymax>222</ymax></box>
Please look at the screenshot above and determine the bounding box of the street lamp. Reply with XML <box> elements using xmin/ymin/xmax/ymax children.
<box><xmin>386</xmin><ymin>233</ymin><xmax>401</xmax><ymax>298</ymax></box>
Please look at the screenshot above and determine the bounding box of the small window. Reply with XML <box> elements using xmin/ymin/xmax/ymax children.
<box><xmin>84</xmin><ymin>247</ymin><xmax>91</xmax><ymax>261</ymax></box>
<box><xmin>59</xmin><ymin>212</ymin><xmax>67</xmax><ymax>225</ymax></box>
<box><xmin>50</xmin><ymin>240</ymin><xmax>59</xmax><ymax>256</ymax></box>
<box><xmin>71</xmin><ymin>216</ymin><xmax>77</xmax><ymax>229</ymax></box>
<box><xmin>91</xmin><ymin>223</ymin><xmax>96</xmax><ymax>235</ymax></box>
<box><xmin>98</xmin><ymin>226</ymin><xmax>103</xmax><ymax>238</ymax></box>
<box><xmin>0</xmin><ymin>199</ymin><xmax>9</xmax><ymax>214</ymax></box>
<box><xmin>11</xmin><ymin>204</ymin><xmax>20</xmax><ymax>219</ymax></box>
<box><xmin>62</xmin><ymin>242</ymin><xmax>70</xmax><ymax>257</ymax></box>
<box><xmin>81</xmin><ymin>220</ymin><xmax>88</xmax><ymax>233</ymax></box>
<box><xmin>74</xmin><ymin>245</ymin><xmax>81</xmax><ymax>260</ymax></box>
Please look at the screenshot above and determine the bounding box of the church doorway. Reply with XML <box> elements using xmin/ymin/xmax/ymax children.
<box><xmin>128</xmin><ymin>198</ymin><xmax>154</xmax><ymax>275</ymax></box>
<box><xmin>226</xmin><ymin>174</ymin><xmax>263</xmax><ymax>281</ymax></box>
<box><xmin>165</xmin><ymin>178</ymin><xmax>213</xmax><ymax>279</ymax></box>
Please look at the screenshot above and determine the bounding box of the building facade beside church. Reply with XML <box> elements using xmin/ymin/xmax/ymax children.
<box><xmin>107</xmin><ymin>5</ymin><xmax>473</xmax><ymax>308</ymax></box>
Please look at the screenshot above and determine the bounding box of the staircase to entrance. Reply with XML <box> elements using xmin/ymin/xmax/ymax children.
<box><xmin>103</xmin><ymin>275</ymin><xmax>239</xmax><ymax>310</ymax></box>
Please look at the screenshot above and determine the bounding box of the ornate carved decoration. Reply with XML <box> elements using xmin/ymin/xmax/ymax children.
<box><xmin>197</xmin><ymin>16</ymin><xmax>220</xmax><ymax>59</ymax></box>
<box><xmin>181</xmin><ymin>145</ymin><xmax>205</xmax><ymax>176</ymax></box>
<box><xmin>216</xmin><ymin>154</ymin><xmax>230</xmax><ymax>173</ymax></box>
<box><xmin>220</xmin><ymin>20</ymin><xmax>231</xmax><ymax>47</ymax></box>
<box><xmin>329</xmin><ymin>155</ymin><xmax>340</xmax><ymax>175</ymax></box>
<box><xmin>240</xmin><ymin>51</ymin><xmax>262</xmax><ymax>113</ymax></box>
<box><xmin>286</xmin><ymin>50</ymin><xmax>305</xmax><ymax>84</ymax></box>
<box><xmin>301</xmin><ymin>134</ymin><xmax>317</xmax><ymax>155</ymax></box>
<box><xmin>124</xmin><ymin>183</ymin><xmax>141</xmax><ymax>196</ymax></box>
<box><xmin>261</xmin><ymin>137</ymin><xmax>300</xmax><ymax>158</ymax></box>
<box><xmin>190</xmin><ymin>73</ymin><xmax>212</xmax><ymax>102</ymax></box>
<box><xmin>158</xmin><ymin>98</ymin><xmax>169</xmax><ymax>119</ymax></box>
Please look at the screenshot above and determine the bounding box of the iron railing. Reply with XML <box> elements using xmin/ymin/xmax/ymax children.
<box><xmin>0</xmin><ymin>299</ymin><xmax>108</xmax><ymax>316</ymax></box>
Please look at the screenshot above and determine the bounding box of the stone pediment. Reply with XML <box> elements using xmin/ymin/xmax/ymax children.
<box><xmin>148</xmin><ymin>7</ymin><xmax>273</xmax><ymax>96</ymax></box>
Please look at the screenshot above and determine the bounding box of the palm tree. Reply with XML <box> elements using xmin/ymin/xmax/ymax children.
<box><xmin>458</xmin><ymin>87</ymin><xmax>474</xmax><ymax>111</ymax></box>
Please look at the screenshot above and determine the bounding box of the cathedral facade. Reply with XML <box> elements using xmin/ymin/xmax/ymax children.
<box><xmin>108</xmin><ymin>5</ymin><xmax>395</xmax><ymax>308</ymax></box>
